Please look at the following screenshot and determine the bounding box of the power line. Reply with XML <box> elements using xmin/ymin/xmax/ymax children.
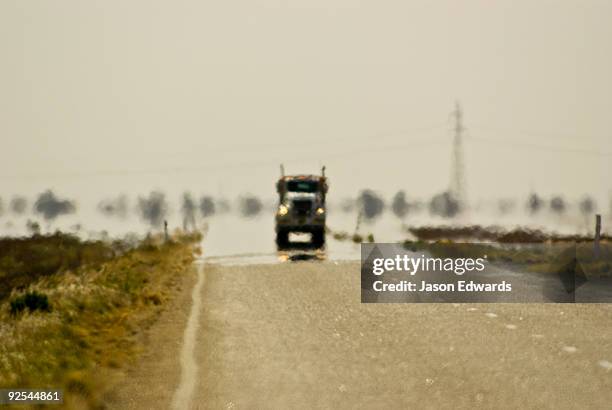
<box><xmin>470</xmin><ymin>123</ymin><xmax>610</xmax><ymax>144</ymax></box>
<box><xmin>0</xmin><ymin>137</ymin><xmax>449</xmax><ymax>181</ymax></box>
<box><xmin>0</xmin><ymin>121</ymin><xmax>608</xmax><ymax>181</ymax></box>
<box><xmin>468</xmin><ymin>135</ymin><xmax>612</xmax><ymax>157</ymax></box>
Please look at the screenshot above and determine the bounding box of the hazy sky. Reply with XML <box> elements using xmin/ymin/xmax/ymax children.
<box><xmin>1</xmin><ymin>0</ymin><xmax>610</xmax><ymax>205</ymax></box>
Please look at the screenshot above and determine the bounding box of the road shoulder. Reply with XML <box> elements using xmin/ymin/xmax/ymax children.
<box><xmin>104</xmin><ymin>264</ymin><xmax>198</xmax><ymax>410</ymax></box>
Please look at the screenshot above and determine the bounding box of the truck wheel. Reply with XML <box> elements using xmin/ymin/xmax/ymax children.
<box><xmin>312</xmin><ymin>229</ymin><xmax>325</xmax><ymax>248</ymax></box>
<box><xmin>276</xmin><ymin>229</ymin><xmax>289</xmax><ymax>247</ymax></box>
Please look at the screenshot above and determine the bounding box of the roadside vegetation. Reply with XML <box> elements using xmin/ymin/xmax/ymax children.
<box><xmin>330</xmin><ymin>230</ymin><xmax>375</xmax><ymax>244</ymax></box>
<box><xmin>408</xmin><ymin>225</ymin><xmax>611</xmax><ymax>243</ymax></box>
<box><xmin>403</xmin><ymin>237</ymin><xmax>611</xmax><ymax>277</ymax></box>
<box><xmin>0</xmin><ymin>231</ymin><xmax>201</xmax><ymax>409</ymax></box>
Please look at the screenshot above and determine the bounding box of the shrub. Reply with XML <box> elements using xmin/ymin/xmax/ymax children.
<box><xmin>0</xmin><ymin>233</ymin><xmax>118</xmax><ymax>300</ymax></box>
<box><xmin>10</xmin><ymin>291</ymin><xmax>51</xmax><ymax>315</ymax></box>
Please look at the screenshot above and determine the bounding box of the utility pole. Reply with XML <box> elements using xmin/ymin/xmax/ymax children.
<box><xmin>450</xmin><ymin>101</ymin><xmax>466</xmax><ymax>212</ymax></box>
<box><xmin>595</xmin><ymin>214</ymin><xmax>601</xmax><ymax>258</ymax></box>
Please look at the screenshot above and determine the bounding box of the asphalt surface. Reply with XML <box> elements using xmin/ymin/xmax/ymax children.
<box><xmin>107</xmin><ymin>255</ymin><xmax>612</xmax><ymax>410</ymax></box>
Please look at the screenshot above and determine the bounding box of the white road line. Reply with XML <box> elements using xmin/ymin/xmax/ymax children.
<box><xmin>171</xmin><ymin>263</ymin><xmax>205</xmax><ymax>410</ymax></box>
<box><xmin>598</xmin><ymin>360</ymin><xmax>612</xmax><ymax>371</ymax></box>
<box><xmin>562</xmin><ymin>346</ymin><xmax>577</xmax><ymax>353</ymax></box>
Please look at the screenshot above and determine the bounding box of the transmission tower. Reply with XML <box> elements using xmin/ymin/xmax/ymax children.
<box><xmin>449</xmin><ymin>101</ymin><xmax>467</xmax><ymax>211</ymax></box>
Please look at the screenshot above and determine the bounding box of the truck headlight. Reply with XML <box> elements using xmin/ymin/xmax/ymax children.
<box><xmin>278</xmin><ymin>204</ymin><xmax>289</xmax><ymax>216</ymax></box>
<box><xmin>316</xmin><ymin>207</ymin><xmax>325</xmax><ymax>215</ymax></box>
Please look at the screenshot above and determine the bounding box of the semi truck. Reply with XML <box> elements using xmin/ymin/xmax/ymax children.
<box><xmin>275</xmin><ymin>166</ymin><xmax>328</xmax><ymax>248</ymax></box>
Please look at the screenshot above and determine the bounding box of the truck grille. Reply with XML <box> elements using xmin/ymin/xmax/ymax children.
<box><xmin>292</xmin><ymin>199</ymin><xmax>312</xmax><ymax>215</ymax></box>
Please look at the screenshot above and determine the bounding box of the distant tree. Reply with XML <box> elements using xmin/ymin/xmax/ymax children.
<box><xmin>97</xmin><ymin>195</ymin><xmax>128</xmax><ymax>218</ymax></box>
<box><xmin>391</xmin><ymin>191</ymin><xmax>409</xmax><ymax>218</ymax></box>
<box><xmin>199</xmin><ymin>196</ymin><xmax>216</xmax><ymax>217</ymax></box>
<box><xmin>10</xmin><ymin>196</ymin><xmax>28</xmax><ymax>215</ymax></box>
<box><xmin>359</xmin><ymin>190</ymin><xmax>385</xmax><ymax>220</ymax></box>
<box><xmin>239</xmin><ymin>195</ymin><xmax>263</xmax><ymax>218</ymax></box>
<box><xmin>137</xmin><ymin>191</ymin><xmax>168</xmax><ymax>228</ymax></box>
<box><xmin>26</xmin><ymin>220</ymin><xmax>40</xmax><ymax>235</ymax></box>
<box><xmin>429</xmin><ymin>191</ymin><xmax>459</xmax><ymax>218</ymax></box>
<box><xmin>181</xmin><ymin>193</ymin><xmax>197</xmax><ymax>231</ymax></box>
<box><xmin>34</xmin><ymin>190</ymin><xmax>76</xmax><ymax>221</ymax></box>
<box><xmin>550</xmin><ymin>196</ymin><xmax>566</xmax><ymax>215</ymax></box>
<box><xmin>527</xmin><ymin>193</ymin><xmax>543</xmax><ymax>215</ymax></box>
<box><xmin>579</xmin><ymin>196</ymin><xmax>596</xmax><ymax>218</ymax></box>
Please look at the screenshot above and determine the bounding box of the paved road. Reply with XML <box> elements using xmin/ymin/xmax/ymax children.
<box><xmin>108</xmin><ymin>257</ymin><xmax>612</xmax><ymax>410</ymax></box>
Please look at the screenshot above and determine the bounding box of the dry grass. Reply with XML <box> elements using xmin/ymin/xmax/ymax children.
<box><xmin>407</xmin><ymin>225</ymin><xmax>611</xmax><ymax>243</ymax></box>
<box><xmin>0</xmin><ymin>231</ymin><xmax>202</xmax><ymax>409</ymax></box>
<box><xmin>0</xmin><ymin>233</ymin><xmax>121</xmax><ymax>301</ymax></box>
<box><xmin>403</xmin><ymin>239</ymin><xmax>612</xmax><ymax>277</ymax></box>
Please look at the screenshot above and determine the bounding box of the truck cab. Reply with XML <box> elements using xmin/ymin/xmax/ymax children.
<box><xmin>275</xmin><ymin>169</ymin><xmax>328</xmax><ymax>248</ymax></box>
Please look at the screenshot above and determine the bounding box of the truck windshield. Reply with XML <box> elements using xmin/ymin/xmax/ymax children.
<box><xmin>287</xmin><ymin>180</ymin><xmax>318</xmax><ymax>193</ymax></box>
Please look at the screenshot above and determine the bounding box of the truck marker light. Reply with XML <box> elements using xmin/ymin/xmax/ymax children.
<box><xmin>278</xmin><ymin>204</ymin><xmax>289</xmax><ymax>216</ymax></box>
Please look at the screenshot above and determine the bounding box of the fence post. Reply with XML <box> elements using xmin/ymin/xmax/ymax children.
<box><xmin>355</xmin><ymin>210</ymin><xmax>362</xmax><ymax>236</ymax></box>
<box><xmin>594</xmin><ymin>214</ymin><xmax>601</xmax><ymax>258</ymax></box>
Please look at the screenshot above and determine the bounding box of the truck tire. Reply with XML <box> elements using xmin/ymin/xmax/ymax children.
<box><xmin>276</xmin><ymin>229</ymin><xmax>289</xmax><ymax>247</ymax></box>
<box><xmin>312</xmin><ymin>228</ymin><xmax>325</xmax><ymax>248</ymax></box>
